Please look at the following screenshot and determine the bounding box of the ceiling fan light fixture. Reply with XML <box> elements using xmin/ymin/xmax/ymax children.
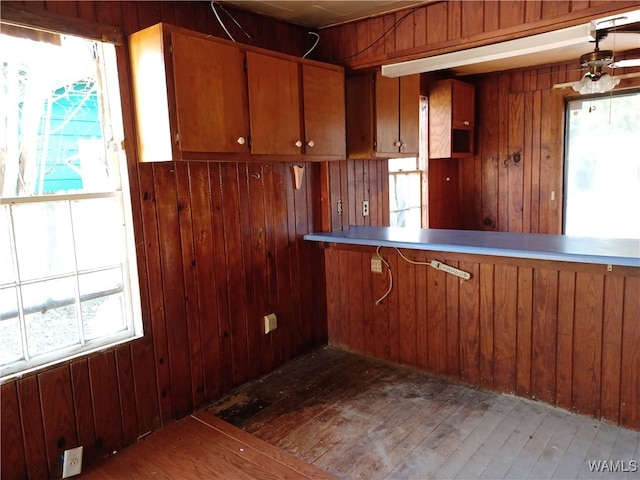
<box><xmin>572</xmin><ymin>72</ymin><xmax>621</xmax><ymax>94</ymax></box>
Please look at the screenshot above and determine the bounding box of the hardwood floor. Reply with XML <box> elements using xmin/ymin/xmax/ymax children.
<box><xmin>81</xmin><ymin>410</ymin><xmax>337</xmax><ymax>480</ymax></box>
<box><xmin>207</xmin><ymin>347</ymin><xmax>640</xmax><ymax>480</ymax></box>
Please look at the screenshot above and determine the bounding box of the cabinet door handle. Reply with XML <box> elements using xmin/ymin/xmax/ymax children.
<box><xmin>400</xmin><ymin>143</ymin><xmax>407</xmax><ymax>148</ymax></box>
<box><xmin>237</xmin><ymin>136</ymin><xmax>246</xmax><ymax>145</ymax></box>
<box><xmin>463</xmin><ymin>120</ymin><xmax>470</xmax><ymax>126</ymax></box>
<box><xmin>393</xmin><ymin>141</ymin><xmax>402</xmax><ymax>147</ymax></box>
<box><xmin>307</xmin><ymin>140</ymin><xmax>315</xmax><ymax>148</ymax></box>
<box><xmin>295</xmin><ymin>140</ymin><xmax>303</xmax><ymax>148</ymax></box>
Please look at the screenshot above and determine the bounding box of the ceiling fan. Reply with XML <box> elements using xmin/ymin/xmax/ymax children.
<box><xmin>553</xmin><ymin>25</ymin><xmax>640</xmax><ymax>94</ymax></box>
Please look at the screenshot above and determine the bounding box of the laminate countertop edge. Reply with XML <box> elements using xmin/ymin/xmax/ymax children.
<box><xmin>303</xmin><ymin>226</ymin><xmax>640</xmax><ymax>268</ymax></box>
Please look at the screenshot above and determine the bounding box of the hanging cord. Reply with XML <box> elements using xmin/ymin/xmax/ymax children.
<box><xmin>339</xmin><ymin>7</ymin><xmax>417</xmax><ymax>61</ymax></box>
<box><xmin>303</xmin><ymin>31</ymin><xmax>320</xmax><ymax>59</ymax></box>
<box><xmin>374</xmin><ymin>246</ymin><xmax>471</xmax><ymax>305</ymax></box>
<box><xmin>374</xmin><ymin>246</ymin><xmax>393</xmax><ymax>305</ymax></box>
<box><xmin>210</xmin><ymin>1</ymin><xmax>255</xmax><ymax>44</ymax></box>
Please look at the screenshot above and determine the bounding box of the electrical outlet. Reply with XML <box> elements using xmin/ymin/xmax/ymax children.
<box><xmin>362</xmin><ymin>200</ymin><xmax>369</xmax><ymax>216</ymax></box>
<box><xmin>62</xmin><ymin>446</ymin><xmax>83</xmax><ymax>478</ymax></box>
<box><xmin>371</xmin><ymin>256</ymin><xmax>383</xmax><ymax>274</ymax></box>
<box><xmin>264</xmin><ymin>313</ymin><xmax>277</xmax><ymax>334</ymax></box>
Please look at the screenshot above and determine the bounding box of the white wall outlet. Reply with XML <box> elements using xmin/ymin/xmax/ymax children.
<box><xmin>371</xmin><ymin>256</ymin><xmax>383</xmax><ymax>274</ymax></box>
<box><xmin>362</xmin><ymin>200</ymin><xmax>369</xmax><ymax>216</ymax></box>
<box><xmin>264</xmin><ymin>313</ymin><xmax>277</xmax><ymax>334</ymax></box>
<box><xmin>62</xmin><ymin>446</ymin><xmax>83</xmax><ymax>478</ymax></box>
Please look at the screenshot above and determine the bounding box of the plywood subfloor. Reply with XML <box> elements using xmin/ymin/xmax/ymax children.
<box><xmin>81</xmin><ymin>410</ymin><xmax>337</xmax><ymax>480</ymax></box>
<box><xmin>207</xmin><ymin>347</ymin><xmax>640</xmax><ymax>480</ymax></box>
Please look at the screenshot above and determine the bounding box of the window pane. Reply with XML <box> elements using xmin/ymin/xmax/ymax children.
<box><xmin>0</xmin><ymin>287</ymin><xmax>23</xmax><ymax>366</ymax></box>
<box><xmin>389</xmin><ymin>177</ymin><xmax>397</xmax><ymax>212</ymax></box>
<box><xmin>0</xmin><ymin>207</ymin><xmax>15</xmax><ymax>285</ymax></box>
<box><xmin>12</xmin><ymin>201</ymin><xmax>75</xmax><ymax>280</ymax></box>
<box><xmin>79</xmin><ymin>269</ymin><xmax>126</xmax><ymax>340</ymax></box>
<box><xmin>0</xmin><ymin>34</ymin><xmax>112</xmax><ymax>197</ymax></box>
<box><xmin>565</xmin><ymin>94</ymin><xmax>640</xmax><ymax>238</ymax></box>
<box><xmin>72</xmin><ymin>197</ymin><xmax>124</xmax><ymax>270</ymax></box>
<box><xmin>22</xmin><ymin>277</ymin><xmax>79</xmax><ymax>357</ymax></box>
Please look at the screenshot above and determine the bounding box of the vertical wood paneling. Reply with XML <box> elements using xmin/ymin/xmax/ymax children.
<box><xmin>115</xmin><ymin>346</ymin><xmax>139</xmax><ymax>447</ymax></box>
<box><xmin>515</xmin><ymin>267</ymin><xmax>533</xmax><ymax>397</ymax></box>
<box><xmin>458</xmin><ymin>262</ymin><xmax>480</xmax><ymax>384</ymax></box>
<box><xmin>70</xmin><ymin>360</ymin><xmax>98</xmax><ymax>464</ymax></box>
<box><xmin>493</xmin><ymin>264</ymin><xmax>518</xmax><ymax>393</ymax></box>
<box><xmin>1</xmin><ymin>3</ymin><xmax>328</xmax><ymax>477</ymax></box>
<box><xmin>531</xmin><ymin>269</ymin><xmax>558</xmax><ymax>403</ymax></box>
<box><xmin>154</xmin><ymin>163</ymin><xmax>193</xmax><ymax>418</ymax></box>
<box><xmin>388</xmin><ymin>253</ymin><xmax>401</xmax><ymax>363</ymax></box>
<box><xmin>17</xmin><ymin>376</ymin><xmax>49</xmax><ymax>479</ymax></box>
<box><xmin>572</xmin><ymin>273</ymin><xmax>604</xmax><ymax>418</ymax></box>
<box><xmin>88</xmin><ymin>352</ymin><xmax>124</xmax><ymax>457</ymax></box>
<box><xmin>601</xmin><ymin>274</ymin><xmax>624</xmax><ymax>424</ymax></box>
<box><xmin>1</xmin><ymin>383</ymin><xmax>27</xmax><ymax>480</ymax></box>
<box><xmin>399</xmin><ymin>251</ymin><xmax>417</xmax><ymax>366</ymax></box>
<box><xmin>325</xmin><ymin>247</ymin><xmax>639</xmax><ymax>430</ymax></box>
<box><xmin>138</xmin><ymin>163</ymin><xmax>173</xmax><ymax>423</ymax></box>
<box><xmin>507</xmin><ymin>93</ymin><xmax>524</xmax><ymax>232</ymax></box>
<box><xmin>175</xmin><ymin>163</ymin><xmax>206</xmax><ymax>409</ymax></box>
<box><xmin>555</xmin><ymin>270</ymin><xmax>575</xmax><ymax>410</ymax></box>
<box><xmin>427</xmin><ymin>266</ymin><xmax>448</xmax><ymax>374</ymax></box>
<box><xmin>445</xmin><ymin>260</ymin><xmax>460</xmax><ymax>377</ymax></box>
<box><xmin>188</xmin><ymin>162</ymin><xmax>222</xmax><ymax>402</ymax></box>
<box><xmin>39</xmin><ymin>366</ymin><xmax>78</xmax><ymax>478</ymax></box>
<box><xmin>621</xmin><ymin>276</ymin><xmax>640</xmax><ymax>429</ymax></box>
<box><xmin>479</xmin><ymin>263</ymin><xmax>495</xmax><ymax>387</ymax></box>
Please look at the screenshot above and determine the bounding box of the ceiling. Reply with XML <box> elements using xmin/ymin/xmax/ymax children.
<box><xmin>220</xmin><ymin>0</ymin><xmax>427</xmax><ymax>29</ymax></box>
<box><xmin>219</xmin><ymin>2</ymin><xmax>640</xmax><ymax>76</ymax></box>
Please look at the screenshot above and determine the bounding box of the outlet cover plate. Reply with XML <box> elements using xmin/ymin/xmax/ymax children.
<box><xmin>62</xmin><ymin>446</ymin><xmax>83</xmax><ymax>478</ymax></box>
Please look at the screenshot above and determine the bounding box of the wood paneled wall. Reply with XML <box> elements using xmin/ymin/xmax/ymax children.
<box><xmin>317</xmin><ymin>0</ymin><xmax>640</xmax><ymax>70</ymax></box>
<box><xmin>317</xmin><ymin>0</ymin><xmax>640</xmax><ymax>434</ymax></box>
<box><xmin>0</xmin><ymin>2</ymin><xmax>327</xmax><ymax>479</ymax></box>
<box><xmin>325</xmin><ymin>247</ymin><xmax>640</xmax><ymax>430</ymax></box>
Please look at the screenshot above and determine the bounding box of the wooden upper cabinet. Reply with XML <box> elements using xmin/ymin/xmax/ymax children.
<box><xmin>129</xmin><ymin>23</ymin><xmax>250</xmax><ymax>161</ymax></box>
<box><xmin>172</xmin><ymin>32</ymin><xmax>250</xmax><ymax>154</ymax></box>
<box><xmin>302</xmin><ymin>64</ymin><xmax>346</xmax><ymax>157</ymax></box>
<box><xmin>346</xmin><ymin>71</ymin><xmax>419</xmax><ymax>158</ymax></box>
<box><xmin>129</xmin><ymin>23</ymin><xmax>345</xmax><ymax>162</ymax></box>
<box><xmin>428</xmin><ymin>78</ymin><xmax>475</xmax><ymax>159</ymax></box>
<box><xmin>246</xmin><ymin>52</ymin><xmax>302</xmax><ymax>155</ymax></box>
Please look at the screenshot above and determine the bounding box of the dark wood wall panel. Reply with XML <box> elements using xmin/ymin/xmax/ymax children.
<box><xmin>317</xmin><ymin>1</ymin><xmax>640</xmax><ymax>69</ymax></box>
<box><xmin>0</xmin><ymin>2</ymin><xmax>327</xmax><ymax>478</ymax></box>
<box><xmin>326</xmin><ymin>247</ymin><xmax>640</xmax><ymax>430</ymax></box>
<box><xmin>322</xmin><ymin>1</ymin><xmax>639</xmax><ymax>235</ymax></box>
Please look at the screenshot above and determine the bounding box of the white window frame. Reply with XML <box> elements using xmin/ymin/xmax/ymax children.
<box><xmin>0</xmin><ymin>29</ymin><xmax>143</xmax><ymax>382</ymax></box>
<box><xmin>563</xmin><ymin>90</ymin><xmax>640</xmax><ymax>239</ymax></box>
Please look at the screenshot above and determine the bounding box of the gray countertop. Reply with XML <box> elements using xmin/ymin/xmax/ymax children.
<box><xmin>304</xmin><ymin>226</ymin><xmax>640</xmax><ymax>267</ymax></box>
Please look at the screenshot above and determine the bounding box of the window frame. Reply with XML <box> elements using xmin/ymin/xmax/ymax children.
<box><xmin>0</xmin><ymin>21</ymin><xmax>143</xmax><ymax>383</ymax></box>
<box><xmin>562</xmin><ymin>88</ymin><xmax>640</xmax><ymax>239</ymax></box>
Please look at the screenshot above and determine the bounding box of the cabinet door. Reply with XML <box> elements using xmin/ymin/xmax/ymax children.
<box><xmin>398</xmin><ymin>74</ymin><xmax>420</xmax><ymax>155</ymax></box>
<box><xmin>171</xmin><ymin>32</ymin><xmax>249</xmax><ymax>153</ymax></box>
<box><xmin>302</xmin><ymin>64</ymin><xmax>345</xmax><ymax>157</ymax></box>
<box><xmin>452</xmin><ymin>80</ymin><xmax>474</xmax><ymax>128</ymax></box>
<box><xmin>247</xmin><ymin>52</ymin><xmax>302</xmax><ymax>155</ymax></box>
<box><xmin>375</xmin><ymin>72</ymin><xmax>401</xmax><ymax>156</ymax></box>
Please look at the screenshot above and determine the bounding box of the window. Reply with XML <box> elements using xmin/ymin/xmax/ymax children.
<box><xmin>389</xmin><ymin>157</ymin><xmax>422</xmax><ymax>228</ymax></box>
<box><xmin>0</xmin><ymin>29</ymin><xmax>142</xmax><ymax>381</ymax></box>
<box><xmin>564</xmin><ymin>91</ymin><xmax>640</xmax><ymax>239</ymax></box>
<box><xmin>389</xmin><ymin>96</ymin><xmax>427</xmax><ymax>229</ymax></box>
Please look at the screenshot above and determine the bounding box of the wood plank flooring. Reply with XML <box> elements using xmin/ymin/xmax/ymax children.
<box><xmin>81</xmin><ymin>411</ymin><xmax>337</xmax><ymax>480</ymax></box>
<box><xmin>207</xmin><ymin>347</ymin><xmax>640</xmax><ymax>480</ymax></box>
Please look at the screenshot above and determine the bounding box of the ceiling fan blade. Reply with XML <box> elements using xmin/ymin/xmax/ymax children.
<box><xmin>553</xmin><ymin>71</ymin><xmax>640</xmax><ymax>89</ymax></box>
<box><xmin>610</xmin><ymin>58</ymin><xmax>640</xmax><ymax>68</ymax></box>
